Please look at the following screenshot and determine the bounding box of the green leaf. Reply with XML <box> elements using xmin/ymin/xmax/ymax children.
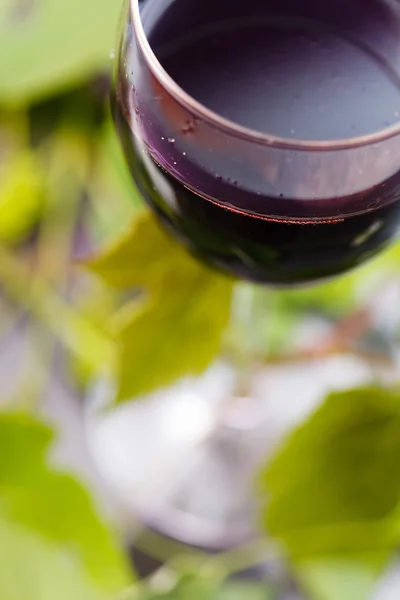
<box><xmin>142</xmin><ymin>572</ymin><xmax>273</xmax><ymax>600</ymax></box>
<box><xmin>115</xmin><ymin>266</ymin><xmax>232</xmax><ymax>402</ymax></box>
<box><xmin>260</xmin><ymin>387</ymin><xmax>400</xmax><ymax>556</ymax></box>
<box><xmin>0</xmin><ymin>150</ymin><xmax>45</xmax><ymax>244</ymax></box>
<box><xmin>144</xmin><ymin>573</ymin><xmax>216</xmax><ymax>600</ymax></box>
<box><xmin>296</xmin><ymin>556</ymin><xmax>385</xmax><ymax>600</ymax></box>
<box><xmin>214</xmin><ymin>580</ymin><xmax>273</xmax><ymax>600</ymax></box>
<box><xmin>85</xmin><ymin>213</ymin><xmax>233</xmax><ymax>402</ymax></box>
<box><xmin>70</xmin><ymin>281</ymin><xmax>120</xmax><ymax>387</ymax></box>
<box><xmin>259</xmin><ymin>387</ymin><xmax>400</xmax><ymax>599</ymax></box>
<box><xmin>0</xmin><ymin>114</ymin><xmax>46</xmax><ymax>244</ymax></box>
<box><xmin>88</xmin><ymin>120</ymin><xmax>142</xmax><ymax>241</ymax></box>
<box><xmin>86</xmin><ymin>211</ymin><xmax>210</xmax><ymax>292</ymax></box>
<box><xmin>0</xmin><ymin>0</ymin><xmax>123</xmax><ymax>106</ymax></box>
<box><xmin>0</xmin><ymin>412</ymin><xmax>130</xmax><ymax>593</ymax></box>
<box><xmin>0</xmin><ymin>514</ymin><xmax>107</xmax><ymax>600</ymax></box>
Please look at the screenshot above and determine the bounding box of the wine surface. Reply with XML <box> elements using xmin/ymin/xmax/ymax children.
<box><xmin>146</xmin><ymin>0</ymin><xmax>400</xmax><ymax>141</ymax></box>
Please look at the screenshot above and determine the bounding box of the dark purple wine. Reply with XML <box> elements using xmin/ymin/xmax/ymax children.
<box><xmin>115</xmin><ymin>0</ymin><xmax>400</xmax><ymax>284</ymax></box>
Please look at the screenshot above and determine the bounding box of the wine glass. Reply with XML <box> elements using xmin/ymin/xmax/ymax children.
<box><xmin>87</xmin><ymin>0</ymin><xmax>400</xmax><ymax>558</ymax></box>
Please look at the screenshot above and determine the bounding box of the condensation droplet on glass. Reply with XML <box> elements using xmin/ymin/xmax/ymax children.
<box><xmin>109</xmin><ymin>50</ymin><xmax>116</xmax><ymax>59</ymax></box>
<box><xmin>168</xmin><ymin>138</ymin><xmax>175</xmax><ymax>144</ymax></box>
<box><xmin>182</xmin><ymin>152</ymin><xmax>186</xmax><ymax>156</ymax></box>
<box><xmin>182</xmin><ymin>120</ymin><xmax>196</xmax><ymax>134</ymax></box>
<box><xmin>173</xmin><ymin>162</ymin><xmax>177</xmax><ymax>165</ymax></box>
<box><xmin>135</xmin><ymin>107</ymin><xmax>140</xmax><ymax>115</ymax></box>
<box><xmin>161</xmin><ymin>137</ymin><xmax>165</xmax><ymax>140</ymax></box>
<box><xmin>216</xmin><ymin>175</ymin><xmax>222</xmax><ymax>180</ymax></box>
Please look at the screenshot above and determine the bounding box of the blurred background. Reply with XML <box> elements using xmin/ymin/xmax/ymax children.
<box><xmin>3</xmin><ymin>1</ymin><xmax>400</xmax><ymax>599</ymax></box>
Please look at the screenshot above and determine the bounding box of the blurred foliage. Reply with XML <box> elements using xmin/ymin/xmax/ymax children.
<box><xmin>114</xmin><ymin>268</ymin><xmax>232</xmax><ymax>402</ymax></box>
<box><xmin>134</xmin><ymin>570</ymin><xmax>274</xmax><ymax>600</ymax></box>
<box><xmin>1</xmin><ymin>0</ymin><xmax>400</xmax><ymax>598</ymax></box>
<box><xmin>86</xmin><ymin>212</ymin><xmax>233</xmax><ymax>401</ymax></box>
<box><xmin>0</xmin><ymin>0</ymin><xmax>124</xmax><ymax>105</ymax></box>
<box><xmin>296</xmin><ymin>557</ymin><xmax>385</xmax><ymax>600</ymax></box>
<box><xmin>0</xmin><ymin>412</ymin><xmax>130</xmax><ymax>599</ymax></box>
<box><xmin>215</xmin><ymin>581</ymin><xmax>273</xmax><ymax>600</ymax></box>
<box><xmin>260</xmin><ymin>386</ymin><xmax>400</xmax><ymax>598</ymax></box>
<box><xmin>0</xmin><ymin>147</ymin><xmax>45</xmax><ymax>244</ymax></box>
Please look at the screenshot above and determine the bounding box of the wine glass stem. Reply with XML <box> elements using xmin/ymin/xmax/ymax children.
<box><xmin>229</xmin><ymin>282</ymin><xmax>268</xmax><ymax>394</ymax></box>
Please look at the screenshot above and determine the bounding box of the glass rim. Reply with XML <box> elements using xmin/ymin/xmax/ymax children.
<box><xmin>131</xmin><ymin>0</ymin><xmax>400</xmax><ymax>151</ymax></box>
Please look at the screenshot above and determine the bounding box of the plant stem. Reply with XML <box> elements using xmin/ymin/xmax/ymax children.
<box><xmin>131</xmin><ymin>525</ymin><xmax>281</xmax><ymax>578</ymax></box>
<box><xmin>0</xmin><ymin>245</ymin><xmax>114</xmax><ymax>377</ymax></box>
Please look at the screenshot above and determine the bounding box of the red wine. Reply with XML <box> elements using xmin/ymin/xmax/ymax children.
<box><xmin>115</xmin><ymin>0</ymin><xmax>400</xmax><ymax>284</ymax></box>
<box><xmin>147</xmin><ymin>0</ymin><xmax>400</xmax><ymax>141</ymax></box>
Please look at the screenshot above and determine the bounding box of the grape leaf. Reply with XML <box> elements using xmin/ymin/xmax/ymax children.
<box><xmin>0</xmin><ymin>514</ymin><xmax>108</xmax><ymax>600</ymax></box>
<box><xmin>114</xmin><ymin>266</ymin><xmax>232</xmax><ymax>402</ymax></box>
<box><xmin>296</xmin><ymin>556</ymin><xmax>386</xmax><ymax>600</ymax></box>
<box><xmin>144</xmin><ymin>573</ymin><xmax>216</xmax><ymax>600</ymax></box>
<box><xmin>0</xmin><ymin>0</ymin><xmax>123</xmax><ymax>105</ymax></box>
<box><xmin>258</xmin><ymin>387</ymin><xmax>400</xmax><ymax>600</ymax></box>
<box><xmin>260</xmin><ymin>387</ymin><xmax>400</xmax><ymax>555</ymax></box>
<box><xmin>0</xmin><ymin>115</ymin><xmax>46</xmax><ymax>244</ymax></box>
<box><xmin>0</xmin><ymin>412</ymin><xmax>131</xmax><ymax>593</ymax></box>
<box><xmin>0</xmin><ymin>150</ymin><xmax>45</xmax><ymax>244</ymax></box>
<box><xmin>88</xmin><ymin>120</ymin><xmax>142</xmax><ymax>241</ymax></box>
<box><xmin>142</xmin><ymin>573</ymin><xmax>272</xmax><ymax>600</ymax></box>
<box><xmin>214</xmin><ymin>581</ymin><xmax>273</xmax><ymax>600</ymax></box>
<box><xmin>85</xmin><ymin>212</ymin><xmax>233</xmax><ymax>402</ymax></box>
<box><xmin>85</xmin><ymin>211</ymin><xmax>211</xmax><ymax>292</ymax></box>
